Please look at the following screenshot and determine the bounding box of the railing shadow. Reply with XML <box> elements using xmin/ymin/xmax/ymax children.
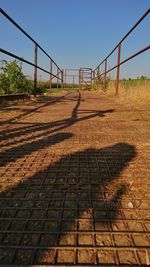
<box><xmin>0</xmin><ymin>142</ymin><xmax>136</xmax><ymax>265</ymax></box>
<box><xmin>0</xmin><ymin>93</ymin><xmax>114</xmax><ymax>167</ymax></box>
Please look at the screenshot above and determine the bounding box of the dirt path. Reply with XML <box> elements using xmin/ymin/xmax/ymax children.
<box><xmin>0</xmin><ymin>92</ymin><xmax>150</xmax><ymax>265</ymax></box>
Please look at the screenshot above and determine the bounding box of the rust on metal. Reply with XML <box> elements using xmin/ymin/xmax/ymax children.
<box><xmin>57</xmin><ymin>68</ymin><xmax>59</xmax><ymax>89</ymax></box>
<box><xmin>0</xmin><ymin>8</ymin><xmax>63</xmax><ymax>94</ymax></box>
<box><xmin>50</xmin><ymin>60</ymin><xmax>53</xmax><ymax>93</ymax></box>
<box><xmin>94</xmin><ymin>8</ymin><xmax>150</xmax><ymax>71</ymax></box>
<box><xmin>115</xmin><ymin>44</ymin><xmax>121</xmax><ymax>96</ymax></box>
<box><xmin>98</xmin><ymin>66</ymin><xmax>100</xmax><ymax>89</ymax></box>
<box><xmin>34</xmin><ymin>44</ymin><xmax>38</xmax><ymax>96</ymax></box>
<box><xmin>104</xmin><ymin>59</ymin><xmax>107</xmax><ymax>92</ymax></box>
<box><xmin>92</xmin><ymin>8</ymin><xmax>150</xmax><ymax>95</ymax></box>
<box><xmin>61</xmin><ymin>69</ymin><xmax>64</xmax><ymax>90</ymax></box>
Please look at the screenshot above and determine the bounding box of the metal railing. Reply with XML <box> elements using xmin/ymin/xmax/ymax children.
<box><xmin>0</xmin><ymin>8</ymin><xmax>63</xmax><ymax>96</ymax></box>
<box><xmin>93</xmin><ymin>8</ymin><xmax>150</xmax><ymax>95</ymax></box>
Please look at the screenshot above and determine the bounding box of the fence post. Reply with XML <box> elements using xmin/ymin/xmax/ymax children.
<box><xmin>57</xmin><ymin>67</ymin><xmax>59</xmax><ymax>89</ymax></box>
<box><xmin>116</xmin><ymin>44</ymin><xmax>121</xmax><ymax>96</ymax></box>
<box><xmin>34</xmin><ymin>44</ymin><xmax>38</xmax><ymax>96</ymax></box>
<box><xmin>50</xmin><ymin>60</ymin><xmax>52</xmax><ymax>94</ymax></box>
<box><xmin>64</xmin><ymin>69</ymin><xmax>66</xmax><ymax>88</ymax></box>
<box><xmin>61</xmin><ymin>69</ymin><xmax>64</xmax><ymax>90</ymax></box>
<box><xmin>93</xmin><ymin>70</ymin><xmax>95</xmax><ymax>80</ymax></box>
<box><xmin>92</xmin><ymin>70</ymin><xmax>95</xmax><ymax>89</ymax></box>
<box><xmin>73</xmin><ymin>75</ymin><xmax>74</xmax><ymax>89</ymax></box>
<box><xmin>79</xmin><ymin>69</ymin><xmax>81</xmax><ymax>91</ymax></box>
<box><xmin>98</xmin><ymin>66</ymin><xmax>100</xmax><ymax>90</ymax></box>
<box><xmin>90</xmin><ymin>69</ymin><xmax>92</xmax><ymax>89</ymax></box>
<box><xmin>104</xmin><ymin>59</ymin><xmax>107</xmax><ymax>92</ymax></box>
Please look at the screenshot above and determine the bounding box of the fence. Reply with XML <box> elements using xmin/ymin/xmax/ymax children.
<box><xmin>63</xmin><ymin>69</ymin><xmax>79</xmax><ymax>89</ymax></box>
<box><xmin>0</xmin><ymin>8</ymin><xmax>63</xmax><ymax>96</ymax></box>
<box><xmin>93</xmin><ymin>8</ymin><xmax>150</xmax><ymax>95</ymax></box>
<box><xmin>1</xmin><ymin>8</ymin><xmax>150</xmax><ymax>96</ymax></box>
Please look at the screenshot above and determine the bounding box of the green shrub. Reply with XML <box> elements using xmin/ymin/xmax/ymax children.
<box><xmin>0</xmin><ymin>59</ymin><xmax>33</xmax><ymax>94</ymax></box>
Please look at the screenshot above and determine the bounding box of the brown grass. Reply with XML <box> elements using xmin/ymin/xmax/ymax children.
<box><xmin>99</xmin><ymin>80</ymin><xmax>150</xmax><ymax>109</ymax></box>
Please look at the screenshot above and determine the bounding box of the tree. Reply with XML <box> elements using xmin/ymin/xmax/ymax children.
<box><xmin>140</xmin><ymin>75</ymin><xmax>147</xmax><ymax>80</ymax></box>
<box><xmin>0</xmin><ymin>59</ymin><xmax>32</xmax><ymax>94</ymax></box>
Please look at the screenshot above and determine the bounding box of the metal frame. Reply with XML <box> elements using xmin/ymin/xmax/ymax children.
<box><xmin>0</xmin><ymin>8</ymin><xmax>149</xmax><ymax>97</ymax></box>
<box><xmin>79</xmin><ymin>68</ymin><xmax>92</xmax><ymax>90</ymax></box>
<box><xmin>93</xmin><ymin>8</ymin><xmax>150</xmax><ymax>95</ymax></box>
<box><xmin>0</xmin><ymin>8</ymin><xmax>63</xmax><ymax>96</ymax></box>
<box><xmin>64</xmin><ymin>69</ymin><xmax>80</xmax><ymax>89</ymax></box>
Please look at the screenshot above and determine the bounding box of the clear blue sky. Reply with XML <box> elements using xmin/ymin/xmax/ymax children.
<box><xmin>0</xmin><ymin>0</ymin><xmax>150</xmax><ymax>79</ymax></box>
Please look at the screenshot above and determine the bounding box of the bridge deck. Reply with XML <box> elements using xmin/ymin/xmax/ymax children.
<box><xmin>0</xmin><ymin>92</ymin><xmax>150</xmax><ymax>266</ymax></box>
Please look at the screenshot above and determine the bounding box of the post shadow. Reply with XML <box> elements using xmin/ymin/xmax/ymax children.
<box><xmin>0</xmin><ymin>92</ymin><xmax>114</xmax><ymax>167</ymax></box>
<box><xmin>0</xmin><ymin>142</ymin><xmax>136</xmax><ymax>265</ymax></box>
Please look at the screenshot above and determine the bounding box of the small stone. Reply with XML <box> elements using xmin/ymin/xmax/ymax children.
<box><xmin>128</xmin><ymin>202</ymin><xmax>134</xmax><ymax>209</ymax></box>
<box><xmin>113</xmin><ymin>224</ymin><xmax>118</xmax><ymax>231</ymax></box>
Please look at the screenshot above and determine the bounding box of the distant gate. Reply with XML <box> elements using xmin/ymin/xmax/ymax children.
<box><xmin>79</xmin><ymin>68</ymin><xmax>92</xmax><ymax>90</ymax></box>
<box><xmin>63</xmin><ymin>68</ymin><xmax>92</xmax><ymax>90</ymax></box>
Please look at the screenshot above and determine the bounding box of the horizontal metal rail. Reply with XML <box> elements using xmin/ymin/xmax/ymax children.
<box><xmin>93</xmin><ymin>8</ymin><xmax>150</xmax><ymax>95</ymax></box>
<box><xmin>0</xmin><ymin>48</ymin><xmax>62</xmax><ymax>80</ymax></box>
<box><xmin>94</xmin><ymin>8</ymin><xmax>150</xmax><ymax>71</ymax></box>
<box><xmin>98</xmin><ymin>45</ymin><xmax>150</xmax><ymax>76</ymax></box>
<box><xmin>0</xmin><ymin>8</ymin><xmax>62</xmax><ymax>73</ymax></box>
<box><xmin>0</xmin><ymin>8</ymin><xmax>63</xmax><ymax>95</ymax></box>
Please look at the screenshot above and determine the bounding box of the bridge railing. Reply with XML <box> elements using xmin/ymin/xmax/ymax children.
<box><xmin>0</xmin><ymin>8</ymin><xmax>63</xmax><ymax>96</ymax></box>
<box><xmin>93</xmin><ymin>8</ymin><xmax>150</xmax><ymax>95</ymax></box>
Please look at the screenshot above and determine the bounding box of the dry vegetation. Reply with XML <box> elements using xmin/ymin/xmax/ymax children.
<box><xmin>104</xmin><ymin>79</ymin><xmax>150</xmax><ymax>109</ymax></box>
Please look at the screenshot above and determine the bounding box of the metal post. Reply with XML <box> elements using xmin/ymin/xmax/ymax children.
<box><xmin>61</xmin><ymin>69</ymin><xmax>64</xmax><ymax>90</ymax></box>
<box><xmin>79</xmin><ymin>69</ymin><xmax>81</xmax><ymax>91</ymax></box>
<box><xmin>81</xmin><ymin>69</ymin><xmax>83</xmax><ymax>90</ymax></box>
<box><xmin>73</xmin><ymin>75</ymin><xmax>74</xmax><ymax>89</ymax></box>
<box><xmin>65</xmin><ymin>69</ymin><xmax>66</xmax><ymax>88</ymax></box>
<box><xmin>34</xmin><ymin>44</ymin><xmax>38</xmax><ymax>96</ymax></box>
<box><xmin>92</xmin><ymin>70</ymin><xmax>95</xmax><ymax>90</ymax></box>
<box><xmin>50</xmin><ymin>60</ymin><xmax>52</xmax><ymax>94</ymax></box>
<box><xmin>90</xmin><ymin>69</ymin><xmax>92</xmax><ymax>89</ymax></box>
<box><xmin>98</xmin><ymin>66</ymin><xmax>100</xmax><ymax>89</ymax></box>
<box><xmin>57</xmin><ymin>67</ymin><xmax>59</xmax><ymax>89</ymax></box>
<box><xmin>104</xmin><ymin>59</ymin><xmax>107</xmax><ymax>92</ymax></box>
<box><xmin>93</xmin><ymin>70</ymin><xmax>95</xmax><ymax>80</ymax></box>
<box><xmin>116</xmin><ymin>44</ymin><xmax>121</xmax><ymax>96</ymax></box>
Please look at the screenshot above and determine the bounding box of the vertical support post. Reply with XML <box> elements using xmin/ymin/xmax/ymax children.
<box><xmin>90</xmin><ymin>69</ymin><xmax>92</xmax><ymax>89</ymax></box>
<box><xmin>79</xmin><ymin>69</ymin><xmax>81</xmax><ymax>91</ymax></box>
<box><xmin>65</xmin><ymin>69</ymin><xmax>66</xmax><ymax>88</ymax></box>
<box><xmin>50</xmin><ymin>60</ymin><xmax>52</xmax><ymax>94</ymax></box>
<box><xmin>92</xmin><ymin>70</ymin><xmax>95</xmax><ymax>90</ymax></box>
<box><xmin>73</xmin><ymin>75</ymin><xmax>74</xmax><ymax>89</ymax></box>
<box><xmin>98</xmin><ymin>66</ymin><xmax>100</xmax><ymax>89</ymax></box>
<box><xmin>104</xmin><ymin>59</ymin><xmax>107</xmax><ymax>92</ymax></box>
<box><xmin>61</xmin><ymin>69</ymin><xmax>64</xmax><ymax>90</ymax></box>
<box><xmin>81</xmin><ymin>70</ymin><xmax>83</xmax><ymax>90</ymax></box>
<box><xmin>34</xmin><ymin>44</ymin><xmax>38</xmax><ymax>96</ymax></box>
<box><xmin>93</xmin><ymin>70</ymin><xmax>95</xmax><ymax>80</ymax></box>
<box><xmin>116</xmin><ymin>44</ymin><xmax>121</xmax><ymax>96</ymax></box>
<box><xmin>57</xmin><ymin>67</ymin><xmax>59</xmax><ymax>89</ymax></box>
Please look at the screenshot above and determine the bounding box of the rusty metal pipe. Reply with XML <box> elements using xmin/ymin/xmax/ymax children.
<box><xmin>94</xmin><ymin>8</ymin><xmax>150</xmax><ymax>71</ymax></box>
<box><xmin>0</xmin><ymin>8</ymin><xmax>62</xmax><ymax>72</ymax></box>
<box><xmin>115</xmin><ymin>44</ymin><xmax>121</xmax><ymax>96</ymax></box>
<box><xmin>104</xmin><ymin>59</ymin><xmax>107</xmax><ymax>92</ymax></box>
<box><xmin>50</xmin><ymin>60</ymin><xmax>52</xmax><ymax>93</ymax></box>
<box><xmin>98</xmin><ymin>45</ymin><xmax>150</xmax><ymax>78</ymax></box>
<box><xmin>0</xmin><ymin>48</ymin><xmax>62</xmax><ymax>80</ymax></box>
<box><xmin>34</xmin><ymin>44</ymin><xmax>38</xmax><ymax>97</ymax></box>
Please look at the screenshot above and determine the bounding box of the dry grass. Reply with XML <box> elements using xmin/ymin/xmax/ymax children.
<box><xmin>100</xmin><ymin>80</ymin><xmax>150</xmax><ymax>109</ymax></box>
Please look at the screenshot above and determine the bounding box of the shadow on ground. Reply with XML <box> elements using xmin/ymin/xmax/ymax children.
<box><xmin>0</xmin><ymin>93</ymin><xmax>114</xmax><ymax>167</ymax></box>
<box><xmin>0</xmin><ymin>92</ymin><xmax>136</xmax><ymax>265</ymax></box>
<box><xmin>0</xmin><ymin>143</ymin><xmax>136</xmax><ymax>265</ymax></box>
